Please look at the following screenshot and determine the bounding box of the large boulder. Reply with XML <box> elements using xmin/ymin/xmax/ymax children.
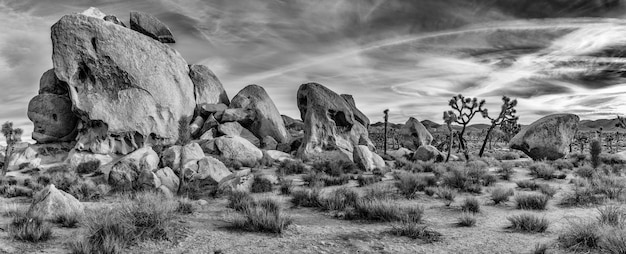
<box><xmin>214</xmin><ymin>136</ymin><xmax>262</xmax><ymax>167</ymax></box>
<box><xmin>101</xmin><ymin>147</ymin><xmax>159</xmax><ymax>183</ymax></box>
<box><xmin>66</xmin><ymin>150</ymin><xmax>115</xmax><ymax>169</ymax></box>
<box><xmin>353</xmin><ymin>145</ymin><xmax>385</xmax><ymax>171</ymax></box>
<box><xmin>129</xmin><ymin>11</ymin><xmax>175</xmax><ymax>43</ymax></box>
<box><xmin>189</xmin><ymin>65</ymin><xmax>229</xmax><ymax>109</ymax></box>
<box><xmin>400</xmin><ymin>117</ymin><xmax>433</xmax><ymax>150</ymax></box>
<box><xmin>51</xmin><ymin>11</ymin><xmax>195</xmax><ymax>155</ymax></box>
<box><xmin>28</xmin><ymin>184</ymin><xmax>84</xmax><ymax>221</ymax></box>
<box><xmin>218</xmin><ymin>122</ymin><xmax>243</xmax><ymax>137</ymax></box>
<box><xmin>341</xmin><ymin>94</ymin><xmax>370</xmax><ymax>127</ymax></box>
<box><xmin>296</xmin><ymin>83</ymin><xmax>374</xmax><ymax>161</ymax></box>
<box><xmin>28</xmin><ymin>94</ymin><xmax>78</xmax><ymax>143</ymax></box>
<box><xmin>160</xmin><ymin>143</ymin><xmax>205</xmax><ymax>170</ymax></box>
<box><xmin>155</xmin><ymin>167</ymin><xmax>179</xmax><ymax>194</ymax></box>
<box><xmin>218</xmin><ymin>169</ymin><xmax>254</xmax><ymax>193</ymax></box>
<box><xmin>193</xmin><ymin>156</ymin><xmax>231</xmax><ymax>184</ymax></box>
<box><xmin>413</xmin><ymin>145</ymin><xmax>444</xmax><ymax>162</ymax></box>
<box><xmin>39</xmin><ymin>69</ymin><xmax>69</xmax><ymax>95</ymax></box>
<box><xmin>221</xmin><ymin>108</ymin><xmax>253</xmax><ymax>123</ymax></box>
<box><xmin>510</xmin><ymin>114</ymin><xmax>579</xmax><ymax>160</ymax></box>
<box><xmin>230</xmin><ymin>85</ymin><xmax>289</xmax><ymax>143</ymax></box>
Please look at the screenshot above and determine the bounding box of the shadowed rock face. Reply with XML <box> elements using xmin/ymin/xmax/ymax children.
<box><xmin>129</xmin><ymin>11</ymin><xmax>175</xmax><ymax>43</ymax></box>
<box><xmin>340</xmin><ymin>94</ymin><xmax>370</xmax><ymax>127</ymax></box>
<box><xmin>51</xmin><ymin>13</ymin><xmax>195</xmax><ymax>154</ymax></box>
<box><xmin>296</xmin><ymin>83</ymin><xmax>374</xmax><ymax>161</ymax></box>
<box><xmin>230</xmin><ymin>85</ymin><xmax>289</xmax><ymax>143</ymax></box>
<box><xmin>400</xmin><ymin>117</ymin><xmax>433</xmax><ymax>150</ymax></box>
<box><xmin>28</xmin><ymin>94</ymin><xmax>78</xmax><ymax>143</ymax></box>
<box><xmin>189</xmin><ymin>64</ymin><xmax>230</xmax><ymax>108</ymax></box>
<box><xmin>510</xmin><ymin>113</ymin><xmax>579</xmax><ymax>160</ymax></box>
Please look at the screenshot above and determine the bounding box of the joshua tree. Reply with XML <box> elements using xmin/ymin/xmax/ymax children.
<box><xmin>443</xmin><ymin>111</ymin><xmax>456</xmax><ymax>162</ymax></box>
<box><xmin>500</xmin><ymin>120</ymin><xmax>521</xmax><ymax>142</ymax></box>
<box><xmin>447</xmin><ymin>94</ymin><xmax>487</xmax><ymax>160</ymax></box>
<box><xmin>1</xmin><ymin>122</ymin><xmax>23</xmax><ymax>176</ymax></box>
<box><xmin>479</xmin><ymin>96</ymin><xmax>518</xmax><ymax>157</ymax></box>
<box><xmin>383</xmin><ymin>109</ymin><xmax>389</xmax><ymax>155</ymax></box>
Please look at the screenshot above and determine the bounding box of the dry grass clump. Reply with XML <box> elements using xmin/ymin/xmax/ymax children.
<box><xmin>515</xmin><ymin>193</ymin><xmax>549</xmax><ymax>210</ymax></box>
<box><xmin>506</xmin><ymin>214</ymin><xmax>549</xmax><ymax>233</ymax></box>
<box><xmin>8</xmin><ymin>214</ymin><xmax>52</xmax><ymax>242</ymax></box>
<box><xmin>461</xmin><ymin>197</ymin><xmax>481</xmax><ymax>213</ymax></box>
<box><xmin>457</xmin><ymin>212</ymin><xmax>477</xmax><ymax>227</ymax></box>
<box><xmin>229</xmin><ymin>198</ymin><xmax>293</xmax><ymax>234</ymax></box>
<box><xmin>250</xmin><ymin>175</ymin><xmax>273</xmax><ymax>193</ymax></box>
<box><xmin>490</xmin><ymin>187</ymin><xmax>514</xmax><ymax>205</ymax></box>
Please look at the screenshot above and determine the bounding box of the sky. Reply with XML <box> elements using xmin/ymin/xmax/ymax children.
<box><xmin>2</xmin><ymin>0</ymin><xmax>626</xmax><ymax>143</ymax></box>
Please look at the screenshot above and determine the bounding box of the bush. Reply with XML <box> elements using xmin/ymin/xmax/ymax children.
<box><xmin>560</xmin><ymin>186</ymin><xmax>605</xmax><ymax>207</ymax></box>
<box><xmin>516</xmin><ymin>180</ymin><xmax>539</xmax><ymax>190</ymax></box>
<box><xmin>590</xmin><ymin>174</ymin><xmax>626</xmax><ymax>200</ymax></box>
<box><xmin>278</xmin><ymin>160</ymin><xmax>308</xmax><ymax>175</ymax></box>
<box><xmin>491</xmin><ymin>187</ymin><xmax>514</xmax><ymax>204</ymax></box>
<box><xmin>457</xmin><ymin>212</ymin><xmax>476</xmax><ymax>227</ymax></box>
<box><xmin>498</xmin><ymin>162</ymin><xmax>515</xmax><ymax>180</ymax></box>
<box><xmin>461</xmin><ymin>197</ymin><xmax>480</xmax><ymax>213</ymax></box>
<box><xmin>591</xmin><ymin>140</ymin><xmax>602</xmax><ymax>168</ymax></box>
<box><xmin>533</xmin><ymin>243</ymin><xmax>549</xmax><ymax>254</ymax></box>
<box><xmin>290</xmin><ymin>188</ymin><xmax>322</xmax><ymax>208</ymax></box>
<box><xmin>54</xmin><ymin>211</ymin><xmax>82</xmax><ymax>228</ymax></box>
<box><xmin>551</xmin><ymin>159</ymin><xmax>574</xmax><ymax>170</ymax></box>
<box><xmin>597</xmin><ymin>205</ymin><xmax>624</xmax><ymax>226</ymax></box>
<box><xmin>424</xmin><ymin>187</ymin><xmax>437</xmax><ymax>196</ymax></box>
<box><xmin>363</xmin><ymin>184</ymin><xmax>398</xmax><ymax>200</ymax></box>
<box><xmin>394</xmin><ymin>173</ymin><xmax>429</xmax><ymax>199</ymax></box>
<box><xmin>176</xmin><ymin>198</ymin><xmax>195</xmax><ymax>214</ymax></box>
<box><xmin>122</xmin><ymin>192</ymin><xmax>176</xmax><ymax>240</ymax></box>
<box><xmin>441</xmin><ymin>167</ymin><xmax>483</xmax><ymax>193</ymax></box>
<box><xmin>601</xmin><ymin>228</ymin><xmax>626</xmax><ymax>254</ymax></box>
<box><xmin>321</xmin><ymin>188</ymin><xmax>359</xmax><ymax>211</ymax></box>
<box><xmin>506</xmin><ymin>214</ymin><xmax>549</xmax><ymax>233</ymax></box>
<box><xmin>389</xmin><ymin>222</ymin><xmax>442</xmax><ymax>242</ymax></box>
<box><xmin>537</xmin><ymin>184</ymin><xmax>557</xmax><ymax>198</ymax></box>
<box><xmin>2</xmin><ymin>185</ymin><xmax>33</xmax><ymax>198</ymax></box>
<box><xmin>576</xmin><ymin>165</ymin><xmax>596</xmax><ymax>179</ymax></box>
<box><xmin>435</xmin><ymin>187</ymin><xmax>457</xmax><ymax>206</ymax></box>
<box><xmin>312</xmin><ymin>160</ymin><xmax>359</xmax><ymax>176</ymax></box>
<box><xmin>250</xmin><ymin>176</ymin><xmax>273</xmax><ymax>193</ymax></box>
<box><xmin>8</xmin><ymin>214</ymin><xmax>52</xmax><ymax>242</ymax></box>
<box><xmin>70</xmin><ymin>208</ymin><xmax>134</xmax><ymax>254</ymax></box>
<box><xmin>76</xmin><ymin>161</ymin><xmax>101</xmax><ymax>174</ymax></box>
<box><xmin>302</xmin><ymin>172</ymin><xmax>350</xmax><ymax>188</ymax></box>
<box><xmin>558</xmin><ymin>221</ymin><xmax>601</xmax><ymax>251</ymax></box>
<box><xmin>515</xmin><ymin>194</ymin><xmax>549</xmax><ymax>210</ymax></box>
<box><xmin>68</xmin><ymin>179</ymin><xmax>108</xmax><ymax>201</ymax></box>
<box><xmin>348</xmin><ymin>199</ymin><xmax>423</xmax><ymax>222</ymax></box>
<box><xmin>529</xmin><ymin>162</ymin><xmax>556</xmax><ymax>180</ymax></box>
<box><xmin>357</xmin><ymin>175</ymin><xmax>382</xmax><ymax>187</ymax></box>
<box><xmin>228</xmin><ymin>191</ymin><xmax>255</xmax><ymax>212</ymax></box>
<box><xmin>230</xmin><ymin>198</ymin><xmax>292</xmax><ymax>234</ymax></box>
<box><xmin>279</xmin><ymin>180</ymin><xmax>292</xmax><ymax>195</ymax></box>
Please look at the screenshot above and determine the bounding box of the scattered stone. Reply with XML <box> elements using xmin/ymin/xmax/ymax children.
<box><xmin>387</xmin><ymin>148</ymin><xmax>413</xmax><ymax>160</ymax></box>
<box><xmin>214</xmin><ymin>136</ymin><xmax>262</xmax><ymax>167</ymax></box>
<box><xmin>221</xmin><ymin>108</ymin><xmax>253</xmax><ymax>123</ymax></box>
<box><xmin>160</xmin><ymin>143</ymin><xmax>205</xmax><ymax>170</ymax></box>
<box><xmin>189</xmin><ymin>116</ymin><xmax>205</xmax><ymax>137</ymax></box>
<box><xmin>28</xmin><ymin>184</ymin><xmax>84</xmax><ymax>221</ymax></box>
<box><xmin>199</xmin><ymin>104</ymin><xmax>228</xmax><ymax>117</ymax></box>
<box><xmin>155</xmin><ymin>167</ymin><xmax>179</xmax><ymax>194</ymax></box>
<box><xmin>199</xmin><ymin>128</ymin><xmax>216</xmax><ymax>141</ymax></box>
<box><xmin>240</xmin><ymin>128</ymin><xmax>261</xmax><ymax>147</ymax></box>
<box><xmin>194</xmin><ymin>157</ymin><xmax>231</xmax><ymax>184</ymax></box>
<box><xmin>218</xmin><ymin>122</ymin><xmax>243</xmax><ymax>137</ymax></box>
<box><xmin>218</xmin><ymin>169</ymin><xmax>253</xmax><ymax>193</ymax></box>
<box><xmin>129</xmin><ymin>11</ymin><xmax>175</xmax><ymax>43</ymax></box>
<box><xmin>200</xmin><ymin>114</ymin><xmax>220</xmax><ymax>134</ymax></box>
<box><xmin>66</xmin><ymin>150</ymin><xmax>115</xmax><ymax>170</ymax></box>
<box><xmin>265</xmin><ymin>150</ymin><xmax>292</xmax><ymax>162</ymax></box>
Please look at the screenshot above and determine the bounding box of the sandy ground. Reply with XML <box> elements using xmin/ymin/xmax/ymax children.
<box><xmin>0</xmin><ymin>164</ymin><xmax>613</xmax><ymax>254</ymax></box>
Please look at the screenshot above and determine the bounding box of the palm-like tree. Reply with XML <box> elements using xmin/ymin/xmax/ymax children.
<box><xmin>2</xmin><ymin>122</ymin><xmax>23</xmax><ymax>176</ymax></box>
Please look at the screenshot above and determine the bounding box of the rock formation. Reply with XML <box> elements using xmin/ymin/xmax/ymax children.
<box><xmin>189</xmin><ymin>65</ymin><xmax>230</xmax><ymax>109</ymax></box>
<box><xmin>230</xmin><ymin>85</ymin><xmax>290</xmax><ymax>143</ymax></box>
<box><xmin>510</xmin><ymin>113</ymin><xmax>579</xmax><ymax>160</ymax></box>
<box><xmin>129</xmin><ymin>11</ymin><xmax>175</xmax><ymax>43</ymax></box>
<box><xmin>28</xmin><ymin>184</ymin><xmax>84</xmax><ymax>221</ymax></box>
<box><xmin>400</xmin><ymin>117</ymin><xmax>433</xmax><ymax>150</ymax></box>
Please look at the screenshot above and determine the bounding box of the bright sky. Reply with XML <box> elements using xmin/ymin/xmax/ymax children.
<box><xmin>2</xmin><ymin>0</ymin><xmax>626</xmax><ymax>144</ymax></box>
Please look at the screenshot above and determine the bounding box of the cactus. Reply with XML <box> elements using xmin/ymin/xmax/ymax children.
<box><xmin>479</xmin><ymin>96</ymin><xmax>518</xmax><ymax>157</ymax></box>
<box><xmin>383</xmin><ymin>109</ymin><xmax>389</xmax><ymax>155</ymax></box>
<box><xmin>1</xmin><ymin>122</ymin><xmax>23</xmax><ymax>176</ymax></box>
<box><xmin>446</xmin><ymin>94</ymin><xmax>488</xmax><ymax>161</ymax></box>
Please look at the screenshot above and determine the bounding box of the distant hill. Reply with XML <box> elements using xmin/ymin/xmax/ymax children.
<box><xmin>579</xmin><ymin>119</ymin><xmax>622</xmax><ymax>132</ymax></box>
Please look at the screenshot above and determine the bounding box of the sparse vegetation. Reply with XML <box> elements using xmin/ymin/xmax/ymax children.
<box><xmin>506</xmin><ymin>214</ymin><xmax>549</xmax><ymax>233</ymax></box>
<box><xmin>461</xmin><ymin>197</ymin><xmax>480</xmax><ymax>213</ymax></box>
<box><xmin>176</xmin><ymin>198</ymin><xmax>195</xmax><ymax>214</ymax></box>
<box><xmin>229</xmin><ymin>198</ymin><xmax>292</xmax><ymax>234</ymax></box>
<box><xmin>278</xmin><ymin>159</ymin><xmax>308</xmax><ymax>175</ymax></box>
<box><xmin>434</xmin><ymin>187</ymin><xmax>457</xmax><ymax>206</ymax></box>
<box><xmin>490</xmin><ymin>187</ymin><xmax>514</xmax><ymax>204</ymax></box>
<box><xmin>558</xmin><ymin>221</ymin><xmax>601</xmax><ymax>251</ymax></box>
<box><xmin>457</xmin><ymin>212</ymin><xmax>476</xmax><ymax>227</ymax></box>
<box><xmin>76</xmin><ymin>161</ymin><xmax>101</xmax><ymax>174</ymax></box>
<box><xmin>390</xmin><ymin>222</ymin><xmax>442</xmax><ymax>243</ymax></box>
<box><xmin>8</xmin><ymin>214</ymin><xmax>52</xmax><ymax>242</ymax></box>
<box><xmin>515</xmin><ymin>193</ymin><xmax>549</xmax><ymax>210</ymax></box>
<box><xmin>250</xmin><ymin>175</ymin><xmax>273</xmax><ymax>193</ymax></box>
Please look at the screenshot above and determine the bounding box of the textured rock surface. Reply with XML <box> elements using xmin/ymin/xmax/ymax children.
<box><xmin>194</xmin><ymin>156</ymin><xmax>231</xmax><ymax>184</ymax></box>
<box><xmin>198</xmin><ymin>104</ymin><xmax>228</xmax><ymax>117</ymax></box>
<box><xmin>103</xmin><ymin>15</ymin><xmax>126</xmax><ymax>27</ymax></box>
<box><xmin>296</xmin><ymin>83</ymin><xmax>374</xmax><ymax>161</ymax></box>
<box><xmin>353</xmin><ymin>145</ymin><xmax>385</xmax><ymax>171</ymax></box>
<box><xmin>214</xmin><ymin>136</ymin><xmax>262</xmax><ymax>167</ymax></box>
<box><xmin>230</xmin><ymin>85</ymin><xmax>289</xmax><ymax>143</ymax></box>
<box><xmin>155</xmin><ymin>167</ymin><xmax>179</xmax><ymax>193</ymax></box>
<box><xmin>400</xmin><ymin>117</ymin><xmax>433</xmax><ymax>150</ymax></box>
<box><xmin>189</xmin><ymin>65</ymin><xmax>229</xmax><ymax>109</ymax></box>
<box><xmin>221</xmin><ymin>108</ymin><xmax>253</xmax><ymax>123</ymax></box>
<box><xmin>51</xmin><ymin>13</ymin><xmax>195</xmax><ymax>154</ymax></box>
<box><xmin>265</xmin><ymin>150</ymin><xmax>293</xmax><ymax>162</ymax></box>
<box><xmin>218</xmin><ymin>169</ymin><xmax>253</xmax><ymax>192</ymax></box>
<box><xmin>341</xmin><ymin>94</ymin><xmax>370</xmax><ymax>127</ymax></box>
<box><xmin>28</xmin><ymin>184</ymin><xmax>84</xmax><ymax>221</ymax></box>
<box><xmin>161</xmin><ymin>143</ymin><xmax>205</xmax><ymax>170</ymax></box>
<box><xmin>413</xmin><ymin>145</ymin><xmax>444</xmax><ymax>162</ymax></box>
<box><xmin>262</xmin><ymin>136</ymin><xmax>278</xmax><ymax>150</ymax></box>
<box><xmin>129</xmin><ymin>11</ymin><xmax>175</xmax><ymax>43</ymax></box>
<box><xmin>102</xmin><ymin>147</ymin><xmax>159</xmax><ymax>187</ymax></box>
<box><xmin>39</xmin><ymin>69</ymin><xmax>69</xmax><ymax>95</ymax></box>
<box><xmin>218</xmin><ymin>122</ymin><xmax>243</xmax><ymax>137</ymax></box>
<box><xmin>28</xmin><ymin>94</ymin><xmax>78</xmax><ymax>143</ymax></box>
<box><xmin>66</xmin><ymin>150</ymin><xmax>114</xmax><ymax>169</ymax></box>
<box><xmin>510</xmin><ymin>113</ymin><xmax>579</xmax><ymax>160</ymax></box>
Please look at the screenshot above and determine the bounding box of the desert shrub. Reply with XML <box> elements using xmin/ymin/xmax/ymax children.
<box><xmin>413</xmin><ymin>160</ymin><xmax>438</xmax><ymax>173</ymax></box>
<box><xmin>389</xmin><ymin>222</ymin><xmax>442</xmax><ymax>242</ymax></box>
<box><xmin>491</xmin><ymin>187</ymin><xmax>514</xmax><ymax>204</ymax></box>
<box><xmin>228</xmin><ymin>191</ymin><xmax>256</xmax><ymax>212</ymax></box>
<box><xmin>591</xmin><ymin>140</ymin><xmax>602</xmax><ymax>168</ymax></box>
<box><xmin>590</xmin><ymin>174</ymin><xmax>626</xmax><ymax>200</ymax></box>
<box><xmin>68</xmin><ymin>179</ymin><xmax>108</xmax><ymax>201</ymax></box>
<box><xmin>537</xmin><ymin>184</ymin><xmax>557</xmax><ymax>198</ymax></box>
<box><xmin>576</xmin><ymin>165</ymin><xmax>596</xmax><ymax>179</ymax></box>
<box><xmin>321</xmin><ymin>188</ymin><xmax>359</xmax><ymax>211</ymax></box>
<box><xmin>491</xmin><ymin>151</ymin><xmax>521</xmax><ymax>161</ymax></box>
<box><xmin>290</xmin><ymin>188</ymin><xmax>322</xmax><ymax>208</ymax></box>
<box><xmin>461</xmin><ymin>197</ymin><xmax>481</xmax><ymax>213</ymax></box>
<box><xmin>220</xmin><ymin>157</ymin><xmax>242</xmax><ymax>171</ymax></box>
<box><xmin>601</xmin><ymin>153</ymin><xmax>626</xmax><ymax>166</ymax></box>
<box><xmin>250</xmin><ymin>176</ymin><xmax>273</xmax><ymax>193</ymax></box>
<box><xmin>529</xmin><ymin>162</ymin><xmax>556</xmax><ymax>180</ymax></box>
<box><xmin>279</xmin><ymin>179</ymin><xmax>292</xmax><ymax>195</ymax></box>
<box><xmin>278</xmin><ymin>159</ymin><xmax>308</xmax><ymax>175</ymax></box>
<box><xmin>70</xmin><ymin>208</ymin><xmax>134</xmax><ymax>254</ymax></box>
<box><xmin>312</xmin><ymin>160</ymin><xmax>358</xmax><ymax>176</ymax></box>
<box><xmin>394</xmin><ymin>173</ymin><xmax>428</xmax><ymax>199</ymax></box>
<box><xmin>507</xmin><ymin>214</ymin><xmax>549</xmax><ymax>233</ymax></box>
<box><xmin>46</xmin><ymin>171</ymin><xmax>80</xmax><ymax>192</ymax></box>
<box><xmin>516</xmin><ymin>180</ymin><xmax>539</xmax><ymax>190</ymax></box>
<box><xmin>22</xmin><ymin>178</ymin><xmax>43</xmax><ymax>192</ymax></box>
<box><xmin>349</xmin><ymin>199</ymin><xmax>423</xmax><ymax>223</ymax></box>
<box><xmin>230</xmin><ymin>198</ymin><xmax>292</xmax><ymax>234</ymax></box>
<box><xmin>363</xmin><ymin>184</ymin><xmax>397</xmax><ymax>200</ymax></box>
<box><xmin>357</xmin><ymin>175</ymin><xmax>382</xmax><ymax>187</ymax></box>
<box><xmin>434</xmin><ymin>187</ymin><xmax>457</xmax><ymax>206</ymax></box>
<box><xmin>8</xmin><ymin>214</ymin><xmax>52</xmax><ymax>242</ymax></box>
<box><xmin>442</xmin><ymin>168</ymin><xmax>482</xmax><ymax>193</ymax></box>
<box><xmin>123</xmin><ymin>192</ymin><xmax>176</xmax><ymax>240</ymax></box>
<box><xmin>551</xmin><ymin>159</ymin><xmax>574</xmax><ymax>170</ymax></box>
<box><xmin>533</xmin><ymin>243</ymin><xmax>549</xmax><ymax>254</ymax></box>
<box><xmin>176</xmin><ymin>198</ymin><xmax>195</xmax><ymax>214</ymax></box>
<box><xmin>54</xmin><ymin>211</ymin><xmax>82</xmax><ymax>228</ymax></box>
<box><xmin>76</xmin><ymin>161</ymin><xmax>101</xmax><ymax>174</ymax></box>
<box><xmin>2</xmin><ymin>185</ymin><xmax>33</xmax><ymax>198</ymax></box>
<box><xmin>601</xmin><ymin>228</ymin><xmax>626</xmax><ymax>254</ymax></box>
<box><xmin>498</xmin><ymin>162</ymin><xmax>515</xmax><ymax>180</ymax></box>
<box><xmin>558</xmin><ymin>221</ymin><xmax>601</xmax><ymax>251</ymax></box>
<box><xmin>457</xmin><ymin>212</ymin><xmax>476</xmax><ymax>227</ymax></box>
<box><xmin>515</xmin><ymin>193</ymin><xmax>549</xmax><ymax>210</ymax></box>
<box><xmin>597</xmin><ymin>205</ymin><xmax>624</xmax><ymax>226</ymax></box>
<box><xmin>560</xmin><ymin>186</ymin><xmax>605</xmax><ymax>207</ymax></box>
<box><xmin>568</xmin><ymin>152</ymin><xmax>588</xmax><ymax>167</ymax></box>
<box><xmin>302</xmin><ymin>172</ymin><xmax>350</xmax><ymax>188</ymax></box>
<box><xmin>424</xmin><ymin>186</ymin><xmax>437</xmax><ymax>196</ymax></box>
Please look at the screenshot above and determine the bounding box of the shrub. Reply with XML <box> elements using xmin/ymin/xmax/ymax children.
<box><xmin>230</xmin><ymin>198</ymin><xmax>292</xmax><ymax>234</ymax></box>
<box><xmin>250</xmin><ymin>176</ymin><xmax>273</xmax><ymax>193</ymax></box>
<box><xmin>558</xmin><ymin>221</ymin><xmax>601</xmax><ymax>251</ymax></box>
<box><xmin>533</xmin><ymin>243</ymin><xmax>549</xmax><ymax>254</ymax></box>
<box><xmin>601</xmin><ymin>228</ymin><xmax>626</xmax><ymax>254</ymax></box>
<box><xmin>481</xmin><ymin>174</ymin><xmax>498</xmax><ymax>186</ymax></box>
<box><xmin>228</xmin><ymin>191</ymin><xmax>255</xmax><ymax>212</ymax></box>
<box><xmin>551</xmin><ymin>159</ymin><xmax>574</xmax><ymax>170</ymax></box>
<box><xmin>601</xmin><ymin>153</ymin><xmax>626</xmax><ymax>166</ymax></box>
<box><xmin>54</xmin><ymin>211</ymin><xmax>82</xmax><ymax>228</ymax></box>
<box><xmin>537</xmin><ymin>184</ymin><xmax>557</xmax><ymax>198</ymax></box>
<box><xmin>70</xmin><ymin>208</ymin><xmax>134</xmax><ymax>254</ymax></box>
<box><xmin>363</xmin><ymin>184</ymin><xmax>397</xmax><ymax>200</ymax></box>
<box><xmin>220</xmin><ymin>157</ymin><xmax>243</xmax><ymax>171</ymax></box>
<box><xmin>176</xmin><ymin>198</ymin><xmax>195</xmax><ymax>214</ymax></box>
<box><xmin>457</xmin><ymin>212</ymin><xmax>476</xmax><ymax>227</ymax></box>
<box><xmin>435</xmin><ymin>187</ymin><xmax>457</xmax><ymax>206</ymax></box>
<box><xmin>424</xmin><ymin>187</ymin><xmax>437</xmax><ymax>196</ymax></box>
<box><xmin>8</xmin><ymin>214</ymin><xmax>52</xmax><ymax>242</ymax></box>
<box><xmin>498</xmin><ymin>162</ymin><xmax>515</xmax><ymax>180</ymax></box>
<box><xmin>357</xmin><ymin>175</ymin><xmax>382</xmax><ymax>187</ymax></box>
<box><xmin>560</xmin><ymin>186</ymin><xmax>605</xmax><ymax>207</ymax></box>
<box><xmin>3</xmin><ymin>185</ymin><xmax>33</xmax><ymax>198</ymax></box>
<box><xmin>461</xmin><ymin>197</ymin><xmax>480</xmax><ymax>213</ymax></box>
<box><xmin>389</xmin><ymin>222</ymin><xmax>442</xmax><ymax>242</ymax></box>
<box><xmin>590</xmin><ymin>140</ymin><xmax>602</xmax><ymax>168</ymax></box>
<box><xmin>516</xmin><ymin>180</ymin><xmax>539</xmax><ymax>190</ymax></box>
<box><xmin>68</xmin><ymin>179</ymin><xmax>108</xmax><ymax>201</ymax></box>
<box><xmin>491</xmin><ymin>187</ymin><xmax>514</xmax><ymax>205</ymax></box>
<box><xmin>590</xmin><ymin>174</ymin><xmax>626</xmax><ymax>200</ymax></box>
<box><xmin>394</xmin><ymin>173</ymin><xmax>428</xmax><ymax>199</ymax></box>
<box><xmin>597</xmin><ymin>205</ymin><xmax>624</xmax><ymax>226</ymax></box>
<box><xmin>302</xmin><ymin>172</ymin><xmax>350</xmax><ymax>188</ymax></box>
<box><xmin>278</xmin><ymin>160</ymin><xmax>308</xmax><ymax>175</ymax></box>
<box><xmin>321</xmin><ymin>188</ymin><xmax>359</xmax><ymax>211</ymax></box>
<box><xmin>122</xmin><ymin>192</ymin><xmax>176</xmax><ymax>240</ymax></box>
<box><xmin>279</xmin><ymin>179</ymin><xmax>292</xmax><ymax>195</ymax></box>
<box><xmin>515</xmin><ymin>193</ymin><xmax>549</xmax><ymax>210</ymax></box>
<box><xmin>76</xmin><ymin>161</ymin><xmax>101</xmax><ymax>174</ymax></box>
<box><xmin>576</xmin><ymin>165</ymin><xmax>596</xmax><ymax>179</ymax></box>
<box><xmin>348</xmin><ymin>199</ymin><xmax>423</xmax><ymax>222</ymax></box>
<box><xmin>506</xmin><ymin>214</ymin><xmax>549</xmax><ymax>233</ymax></box>
<box><xmin>312</xmin><ymin>160</ymin><xmax>359</xmax><ymax>176</ymax></box>
<box><xmin>290</xmin><ymin>188</ymin><xmax>322</xmax><ymax>208</ymax></box>
<box><xmin>529</xmin><ymin>162</ymin><xmax>556</xmax><ymax>180</ymax></box>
